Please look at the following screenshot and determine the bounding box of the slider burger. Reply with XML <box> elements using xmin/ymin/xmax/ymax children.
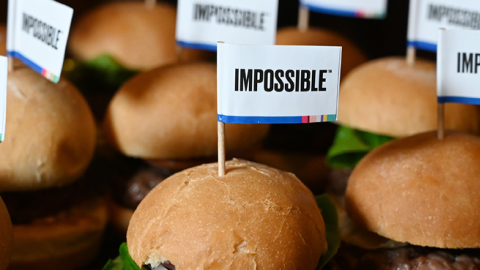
<box><xmin>276</xmin><ymin>27</ymin><xmax>367</xmax><ymax>79</ymax></box>
<box><xmin>67</xmin><ymin>1</ymin><xmax>211</xmax><ymax>89</ymax></box>
<box><xmin>103</xmin><ymin>62</ymin><xmax>270</xmax><ymax>236</ymax></box>
<box><xmin>326</xmin><ymin>57</ymin><xmax>480</xmax><ymax>194</ymax></box>
<box><xmin>0</xmin><ymin>65</ymin><xmax>107</xmax><ymax>270</ymax></box>
<box><xmin>0</xmin><ymin>197</ymin><xmax>13</xmax><ymax>270</ymax></box>
<box><xmin>120</xmin><ymin>159</ymin><xmax>333</xmax><ymax>270</ymax></box>
<box><xmin>332</xmin><ymin>131</ymin><xmax>480</xmax><ymax>269</ymax></box>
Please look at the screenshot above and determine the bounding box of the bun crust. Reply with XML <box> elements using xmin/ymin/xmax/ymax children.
<box><xmin>103</xmin><ymin>62</ymin><xmax>269</xmax><ymax>159</ymax></box>
<box><xmin>0</xmin><ymin>197</ymin><xmax>13</xmax><ymax>270</ymax></box>
<box><xmin>0</xmin><ymin>66</ymin><xmax>96</xmax><ymax>191</ymax></box>
<box><xmin>346</xmin><ymin>131</ymin><xmax>480</xmax><ymax>248</ymax></box>
<box><xmin>8</xmin><ymin>198</ymin><xmax>108</xmax><ymax>270</ymax></box>
<box><xmin>276</xmin><ymin>27</ymin><xmax>367</xmax><ymax>79</ymax></box>
<box><xmin>69</xmin><ymin>2</ymin><xmax>209</xmax><ymax>70</ymax></box>
<box><xmin>338</xmin><ymin>57</ymin><xmax>480</xmax><ymax>137</ymax></box>
<box><xmin>127</xmin><ymin>159</ymin><xmax>326</xmax><ymax>270</ymax></box>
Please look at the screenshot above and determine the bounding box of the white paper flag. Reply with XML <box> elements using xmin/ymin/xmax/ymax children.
<box><xmin>217</xmin><ymin>43</ymin><xmax>341</xmax><ymax>124</ymax></box>
<box><xmin>7</xmin><ymin>0</ymin><xmax>73</xmax><ymax>83</ymax></box>
<box><xmin>437</xmin><ymin>29</ymin><xmax>480</xmax><ymax>105</ymax></box>
<box><xmin>408</xmin><ymin>0</ymin><xmax>480</xmax><ymax>52</ymax></box>
<box><xmin>300</xmin><ymin>0</ymin><xmax>387</xmax><ymax>19</ymax></box>
<box><xmin>176</xmin><ymin>0</ymin><xmax>278</xmax><ymax>51</ymax></box>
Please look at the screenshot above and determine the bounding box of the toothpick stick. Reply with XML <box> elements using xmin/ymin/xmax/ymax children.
<box><xmin>145</xmin><ymin>0</ymin><xmax>155</xmax><ymax>9</ymax></box>
<box><xmin>406</xmin><ymin>46</ymin><xmax>416</xmax><ymax>66</ymax></box>
<box><xmin>437</xmin><ymin>102</ymin><xmax>444</xmax><ymax>140</ymax></box>
<box><xmin>298</xmin><ymin>6</ymin><xmax>309</xmax><ymax>32</ymax></box>
<box><xmin>177</xmin><ymin>45</ymin><xmax>184</xmax><ymax>62</ymax></box>
<box><xmin>218</xmin><ymin>121</ymin><xmax>225</xmax><ymax>176</ymax></box>
<box><xmin>7</xmin><ymin>57</ymin><xmax>13</xmax><ymax>72</ymax></box>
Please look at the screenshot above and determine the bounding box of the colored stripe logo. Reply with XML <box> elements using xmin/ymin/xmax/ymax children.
<box><xmin>177</xmin><ymin>41</ymin><xmax>217</xmax><ymax>52</ymax></box>
<box><xmin>301</xmin><ymin>4</ymin><xmax>386</xmax><ymax>19</ymax></box>
<box><xmin>7</xmin><ymin>51</ymin><xmax>60</xmax><ymax>83</ymax></box>
<box><xmin>218</xmin><ymin>114</ymin><xmax>337</xmax><ymax>124</ymax></box>
<box><xmin>407</xmin><ymin>40</ymin><xmax>437</xmax><ymax>52</ymax></box>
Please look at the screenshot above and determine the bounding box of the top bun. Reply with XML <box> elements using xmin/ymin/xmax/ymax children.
<box><xmin>338</xmin><ymin>57</ymin><xmax>480</xmax><ymax>137</ymax></box>
<box><xmin>0</xmin><ymin>66</ymin><xmax>96</xmax><ymax>192</ymax></box>
<box><xmin>103</xmin><ymin>62</ymin><xmax>269</xmax><ymax>160</ymax></box>
<box><xmin>346</xmin><ymin>131</ymin><xmax>480</xmax><ymax>248</ymax></box>
<box><xmin>276</xmin><ymin>27</ymin><xmax>367</xmax><ymax>79</ymax></box>
<box><xmin>0</xmin><ymin>197</ymin><xmax>13</xmax><ymax>270</ymax></box>
<box><xmin>127</xmin><ymin>159</ymin><xmax>326</xmax><ymax>270</ymax></box>
<box><xmin>69</xmin><ymin>2</ymin><xmax>209</xmax><ymax>70</ymax></box>
<box><xmin>0</xmin><ymin>24</ymin><xmax>6</xmax><ymax>56</ymax></box>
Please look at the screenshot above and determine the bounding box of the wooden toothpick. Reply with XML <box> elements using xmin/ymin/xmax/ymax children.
<box><xmin>406</xmin><ymin>46</ymin><xmax>416</xmax><ymax>66</ymax></box>
<box><xmin>437</xmin><ymin>102</ymin><xmax>444</xmax><ymax>140</ymax></box>
<box><xmin>218</xmin><ymin>121</ymin><xmax>225</xmax><ymax>176</ymax></box>
<box><xmin>145</xmin><ymin>0</ymin><xmax>155</xmax><ymax>9</ymax></box>
<box><xmin>298</xmin><ymin>6</ymin><xmax>309</xmax><ymax>32</ymax></box>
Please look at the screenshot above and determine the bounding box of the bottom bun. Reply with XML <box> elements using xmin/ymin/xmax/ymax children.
<box><xmin>108</xmin><ymin>197</ymin><xmax>134</xmax><ymax>239</ymax></box>
<box><xmin>9</xmin><ymin>198</ymin><xmax>108</xmax><ymax>270</ymax></box>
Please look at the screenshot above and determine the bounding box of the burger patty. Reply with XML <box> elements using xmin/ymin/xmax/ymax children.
<box><xmin>327</xmin><ymin>168</ymin><xmax>353</xmax><ymax>195</ymax></box>
<box><xmin>330</xmin><ymin>242</ymin><xmax>480</xmax><ymax>270</ymax></box>
<box><xmin>111</xmin><ymin>158</ymin><xmax>175</xmax><ymax>210</ymax></box>
<box><xmin>1</xmin><ymin>154</ymin><xmax>110</xmax><ymax>224</ymax></box>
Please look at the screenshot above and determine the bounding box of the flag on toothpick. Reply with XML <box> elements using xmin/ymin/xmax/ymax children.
<box><xmin>408</xmin><ymin>0</ymin><xmax>480</xmax><ymax>53</ymax></box>
<box><xmin>437</xmin><ymin>29</ymin><xmax>480</xmax><ymax>104</ymax></box>
<box><xmin>176</xmin><ymin>0</ymin><xmax>278</xmax><ymax>51</ymax></box>
<box><xmin>7</xmin><ymin>0</ymin><xmax>73</xmax><ymax>83</ymax></box>
<box><xmin>217</xmin><ymin>43</ymin><xmax>341</xmax><ymax>124</ymax></box>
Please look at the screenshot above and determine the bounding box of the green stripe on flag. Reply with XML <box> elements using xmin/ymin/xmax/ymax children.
<box><xmin>327</xmin><ymin>114</ymin><xmax>337</xmax><ymax>121</ymax></box>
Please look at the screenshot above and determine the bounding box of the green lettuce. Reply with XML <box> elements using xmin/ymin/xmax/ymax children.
<box><xmin>326</xmin><ymin>125</ymin><xmax>394</xmax><ymax>169</ymax></box>
<box><xmin>103</xmin><ymin>195</ymin><xmax>340</xmax><ymax>270</ymax></box>
<box><xmin>102</xmin><ymin>242</ymin><xmax>148</xmax><ymax>270</ymax></box>
<box><xmin>316</xmin><ymin>194</ymin><xmax>340</xmax><ymax>270</ymax></box>
<box><xmin>63</xmin><ymin>54</ymin><xmax>138</xmax><ymax>91</ymax></box>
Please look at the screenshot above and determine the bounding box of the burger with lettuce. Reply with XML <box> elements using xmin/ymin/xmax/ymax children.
<box><xmin>326</xmin><ymin>57</ymin><xmax>480</xmax><ymax>194</ymax></box>
<box><xmin>65</xmin><ymin>1</ymin><xmax>211</xmax><ymax>119</ymax></box>
<box><xmin>103</xmin><ymin>159</ymin><xmax>341</xmax><ymax>270</ymax></box>
<box><xmin>329</xmin><ymin>131</ymin><xmax>480</xmax><ymax>269</ymax></box>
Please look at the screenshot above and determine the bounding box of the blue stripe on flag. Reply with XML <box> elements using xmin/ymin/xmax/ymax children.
<box><xmin>407</xmin><ymin>40</ymin><xmax>437</xmax><ymax>52</ymax></box>
<box><xmin>7</xmin><ymin>50</ymin><xmax>43</xmax><ymax>74</ymax></box>
<box><xmin>301</xmin><ymin>3</ymin><xmax>358</xmax><ymax>17</ymax></box>
<box><xmin>177</xmin><ymin>41</ymin><xmax>217</xmax><ymax>52</ymax></box>
<box><xmin>438</xmin><ymin>96</ymin><xmax>480</xmax><ymax>105</ymax></box>
<box><xmin>218</xmin><ymin>115</ymin><xmax>304</xmax><ymax>124</ymax></box>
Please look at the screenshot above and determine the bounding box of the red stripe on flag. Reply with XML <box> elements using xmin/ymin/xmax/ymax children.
<box><xmin>302</xmin><ymin>116</ymin><xmax>309</xmax><ymax>123</ymax></box>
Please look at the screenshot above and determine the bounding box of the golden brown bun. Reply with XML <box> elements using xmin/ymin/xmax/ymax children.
<box><xmin>0</xmin><ymin>197</ymin><xmax>13</xmax><ymax>270</ymax></box>
<box><xmin>0</xmin><ymin>66</ymin><xmax>96</xmax><ymax>192</ymax></box>
<box><xmin>103</xmin><ymin>62</ymin><xmax>269</xmax><ymax>159</ymax></box>
<box><xmin>251</xmin><ymin>149</ymin><xmax>330</xmax><ymax>194</ymax></box>
<box><xmin>69</xmin><ymin>2</ymin><xmax>210</xmax><ymax>70</ymax></box>
<box><xmin>128</xmin><ymin>159</ymin><xmax>326</xmax><ymax>270</ymax></box>
<box><xmin>8</xmin><ymin>198</ymin><xmax>108</xmax><ymax>270</ymax></box>
<box><xmin>107</xmin><ymin>197</ymin><xmax>134</xmax><ymax>239</ymax></box>
<box><xmin>338</xmin><ymin>57</ymin><xmax>480</xmax><ymax>137</ymax></box>
<box><xmin>346</xmin><ymin>131</ymin><xmax>480</xmax><ymax>248</ymax></box>
<box><xmin>276</xmin><ymin>27</ymin><xmax>367</xmax><ymax>79</ymax></box>
<box><xmin>0</xmin><ymin>24</ymin><xmax>6</xmax><ymax>56</ymax></box>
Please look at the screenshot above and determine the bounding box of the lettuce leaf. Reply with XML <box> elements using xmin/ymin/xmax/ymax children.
<box><xmin>63</xmin><ymin>54</ymin><xmax>138</xmax><ymax>91</ymax></box>
<box><xmin>316</xmin><ymin>194</ymin><xmax>341</xmax><ymax>270</ymax></box>
<box><xmin>326</xmin><ymin>125</ymin><xmax>394</xmax><ymax>169</ymax></box>
<box><xmin>102</xmin><ymin>242</ymin><xmax>148</xmax><ymax>270</ymax></box>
